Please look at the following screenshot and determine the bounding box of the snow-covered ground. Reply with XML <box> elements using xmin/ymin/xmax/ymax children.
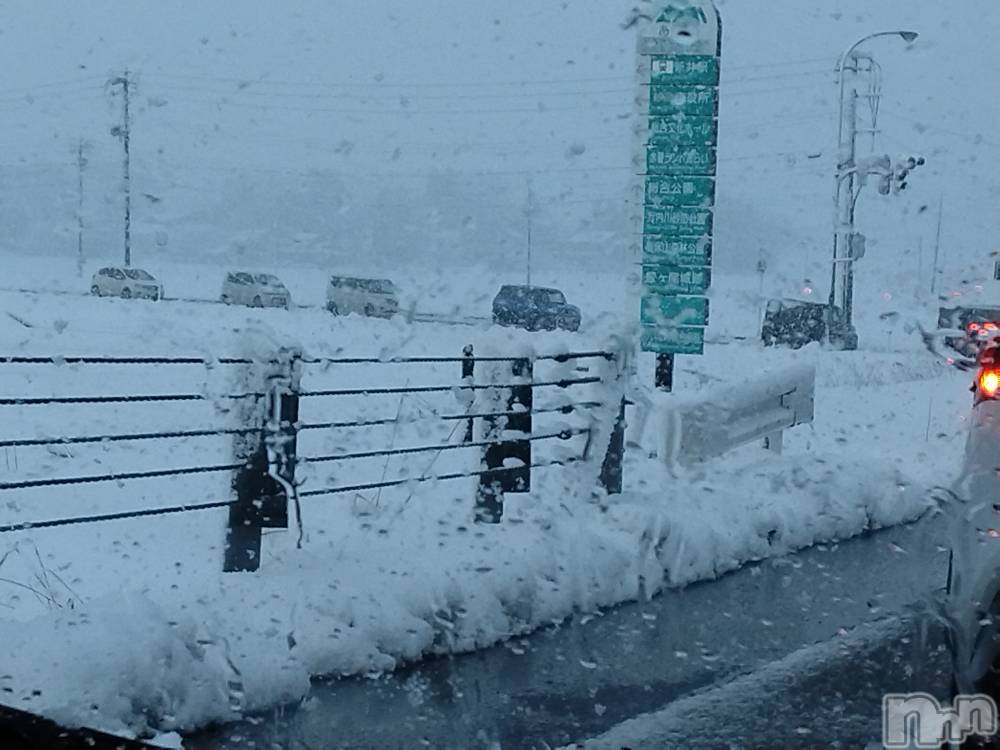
<box><xmin>0</xmin><ymin>0</ymin><xmax>994</xmax><ymax>742</ymax></box>
<box><xmin>0</xmin><ymin>253</ymin><xmax>968</xmax><ymax>739</ymax></box>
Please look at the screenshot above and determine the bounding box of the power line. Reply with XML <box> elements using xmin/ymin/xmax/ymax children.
<box><xmin>299</xmin><ymin>457</ymin><xmax>581</xmax><ymax>499</ymax></box>
<box><xmin>301</xmin><ymin>428</ymin><xmax>587</xmax><ymax>466</ymax></box>
<box><xmin>0</xmin><ymin>499</ymin><xmax>233</xmax><ymax>534</ymax></box>
<box><xmin>880</xmin><ymin>111</ymin><xmax>1000</xmax><ymax>150</ymax></box>
<box><xmin>150</xmin><ymin>56</ymin><xmax>837</xmax><ymax>90</ymax></box>
<box><xmin>0</xmin><ymin>461</ymin><xmax>243</xmax><ymax>492</ymax></box>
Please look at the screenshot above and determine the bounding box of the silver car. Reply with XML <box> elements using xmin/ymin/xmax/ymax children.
<box><xmin>90</xmin><ymin>266</ymin><xmax>163</xmax><ymax>300</ymax></box>
<box><xmin>326</xmin><ymin>276</ymin><xmax>399</xmax><ymax>318</ymax></box>
<box><xmin>221</xmin><ymin>272</ymin><xmax>291</xmax><ymax>309</ymax></box>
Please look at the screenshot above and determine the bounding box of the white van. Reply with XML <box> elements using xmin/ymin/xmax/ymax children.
<box><xmin>90</xmin><ymin>266</ymin><xmax>163</xmax><ymax>300</ymax></box>
<box><xmin>326</xmin><ymin>276</ymin><xmax>399</xmax><ymax>318</ymax></box>
<box><xmin>221</xmin><ymin>272</ymin><xmax>291</xmax><ymax>309</ymax></box>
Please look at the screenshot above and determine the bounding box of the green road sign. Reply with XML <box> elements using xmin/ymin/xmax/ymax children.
<box><xmin>642</xmin><ymin>236</ymin><xmax>712</xmax><ymax>266</ymax></box>
<box><xmin>646</xmin><ymin>143</ymin><xmax>716</xmax><ymax>175</ymax></box>
<box><xmin>648</xmin><ymin>116</ymin><xmax>716</xmax><ymax>146</ymax></box>
<box><xmin>643</xmin><ymin>206</ymin><xmax>713</xmax><ymax>235</ymax></box>
<box><xmin>641</xmin><ymin>325</ymin><xmax>705</xmax><ymax>355</ymax></box>
<box><xmin>645</xmin><ymin>175</ymin><xmax>715</xmax><ymax>207</ymax></box>
<box><xmin>641</xmin><ymin>294</ymin><xmax>709</xmax><ymax>327</ymax></box>
<box><xmin>650</xmin><ymin>55</ymin><xmax>719</xmax><ymax>86</ymax></box>
<box><xmin>642</xmin><ymin>265</ymin><xmax>711</xmax><ymax>295</ymax></box>
<box><xmin>648</xmin><ymin>85</ymin><xmax>717</xmax><ymax>116</ymax></box>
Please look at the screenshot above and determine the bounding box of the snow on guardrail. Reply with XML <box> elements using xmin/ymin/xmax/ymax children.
<box><xmin>662</xmin><ymin>364</ymin><xmax>815</xmax><ymax>467</ymax></box>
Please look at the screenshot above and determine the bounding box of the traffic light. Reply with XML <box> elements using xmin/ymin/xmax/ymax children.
<box><xmin>892</xmin><ymin>155</ymin><xmax>925</xmax><ymax>194</ymax></box>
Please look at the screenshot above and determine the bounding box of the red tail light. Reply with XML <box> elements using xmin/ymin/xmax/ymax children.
<box><xmin>969</xmin><ymin>321</ymin><xmax>1000</xmax><ymax>338</ymax></box>
<box><xmin>980</xmin><ymin>368</ymin><xmax>1000</xmax><ymax>399</ymax></box>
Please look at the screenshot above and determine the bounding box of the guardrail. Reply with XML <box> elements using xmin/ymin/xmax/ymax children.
<box><xmin>662</xmin><ymin>364</ymin><xmax>815</xmax><ymax>467</ymax></box>
<box><xmin>0</xmin><ymin>341</ymin><xmax>624</xmax><ymax>573</ymax></box>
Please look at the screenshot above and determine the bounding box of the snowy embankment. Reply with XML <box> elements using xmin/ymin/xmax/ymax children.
<box><xmin>0</xmin><ymin>451</ymin><xmax>934</xmax><ymax>739</ymax></box>
<box><xmin>0</xmin><ymin>277</ymin><xmax>960</xmax><ymax>740</ymax></box>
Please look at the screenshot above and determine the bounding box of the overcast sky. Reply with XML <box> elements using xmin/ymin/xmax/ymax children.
<box><xmin>0</xmin><ymin>1</ymin><xmax>995</xmax><ymax>278</ymax></box>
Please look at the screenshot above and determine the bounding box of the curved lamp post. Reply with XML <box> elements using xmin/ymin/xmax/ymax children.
<box><xmin>829</xmin><ymin>30</ymin><xmax>918</xmax><ymax>350</ymax></box>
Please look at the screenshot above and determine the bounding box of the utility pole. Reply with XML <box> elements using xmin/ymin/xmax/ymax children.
<box><xmin>525</xmin><ymin>176</ymin><xmax>534</xmax><ymax>287</ymax></box>
<box><xmin>829</xmin><ymin>56</ymin><xmax>860</xmax><ymax>351</ymax></box>
<box><xmin>109</xmin><ymin>71</ymin><xmax>132</xmax><ymax>267</ymax></box>
<box><xmin>76</xmin><ymin>139</ymin><xmax>89</xmax><ymax>277</ymax></box>
<box><xmin>828</xmin><ymin>31</ymin><xmax>919</xmax><ymax>351</ymax></box>
<box><xmin>930</xmin><ymin>194</ymin><xmax>943</xmax><ymax>296</ymax></box>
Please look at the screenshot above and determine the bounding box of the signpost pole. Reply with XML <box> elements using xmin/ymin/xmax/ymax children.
<box><xmin>634</xmin><ymin>1</ymin><xmax>721</xmax><ymax>391</ymax></box>
<box><xmin>655</xmin><ymin>353</ymin><xmax>674</xmax><ymax>390</ymax></box>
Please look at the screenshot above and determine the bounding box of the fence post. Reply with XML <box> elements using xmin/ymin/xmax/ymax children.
<box><xmin>224</xmin><ymin>348</ymin><xmax>301</xmax><ymax>572</ymax></box>
<box><xmin>476</xmin><ymin>356</ymin><xmax>533</xmax><ymax>523</ymax></box>
<box><xmin>599</xmin><ymin>396</ymin><xmax>626</xmax><ymax>495</ymax></box>
<box><xmin>763</xmin><ymin>430</ymin><xmax>783</xmax><ymax>454</ymax></box>
<box><xmin>462</xmin><ymin>344</ymin><xmax>475</xmax><ymax>443</ymax></box>
<box><xmin>507</xmin><ymin>357</ymin><xmax>532</xmax><ymax>492</ymax></box>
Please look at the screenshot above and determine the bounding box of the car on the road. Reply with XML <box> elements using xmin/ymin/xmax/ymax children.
<box><xmin>491</xmin><ymin>285</ymin><xmax>581</xmax><ymax>332</ymax></box>
<box><xmin>221</xmin><ymin>272</ymin><xmax>291</xmax><ymax>309</ymax></box>
<box><xmin>938</xmin><ymin>305</ymin><xmax>1000</xmax><ymax>358</ymax></box>
<box><xmin>326</xmin><ymin>275</ymin><xmax>399</xmax><ymax>318</ymax></box>
<box><xmin>760</xmin><ymin>298</ymin><xmax>827</xmax><ymax>348</ymax></box>
<box><xmin>90</xmin><ymin>266</ymin><xmax>163</xmax><ymax>300</ymax></box>
<box><xmin>947</xmin><ymin>342</ymin><xmax>1000</xmax><ymax>704</ymax></box>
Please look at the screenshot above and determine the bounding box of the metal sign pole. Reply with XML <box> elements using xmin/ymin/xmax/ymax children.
<box><xmin>633</xmin><ymin>1</ymin><xmax>721</xmax><ymax>391</ymax></box>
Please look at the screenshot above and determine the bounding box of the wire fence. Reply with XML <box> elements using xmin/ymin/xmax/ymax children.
<box><xmin>0</xmin><ymin>348</ymin><xmax>617</xmax><ymax>554</ymax></box>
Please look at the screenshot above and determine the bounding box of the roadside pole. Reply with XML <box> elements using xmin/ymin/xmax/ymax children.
<box><xmin>632</xmin><ymin>1</ymin><xmax>721</xmax><ymax>392</ymax></box>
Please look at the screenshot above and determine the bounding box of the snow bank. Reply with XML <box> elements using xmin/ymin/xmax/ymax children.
<box><xmin>0</xmin><ymin>449</ymin><xmax>932</xmax><ymax>738</ymax></box>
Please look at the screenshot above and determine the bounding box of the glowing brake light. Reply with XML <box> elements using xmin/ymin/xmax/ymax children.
<box><xmin>980</xmin><ymin>369</ymin><xmax>1000</xmax><ymax>398</ymax></box>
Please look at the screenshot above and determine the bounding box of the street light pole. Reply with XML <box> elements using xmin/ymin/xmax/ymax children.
<box><xmin>828</xmin><ymin>30</ymin><xmax>918</xmax><ymax>351</ymax></box>
<box><xmin>109</xmin><ymin>71</ymin><xmax>133</xmax><ymax>268</ymax></box>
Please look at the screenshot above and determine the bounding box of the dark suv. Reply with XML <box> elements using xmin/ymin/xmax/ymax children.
<box><xmin>761</xmin><ymin>298</ymin><xmax>828</xmax><ymax>349</ymax></box>
<box><xmin>492</xmin><ymin>285</ymin><xmax>581</xmax><ymax>332</ymax></box>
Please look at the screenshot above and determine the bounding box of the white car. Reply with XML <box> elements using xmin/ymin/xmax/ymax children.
<box><xmin>90</xmin><ymin>266</ymin><xmax>162</xmax><ymax>300</ymax></box>
<box><xmin>326</xmin><ymin>276</ymin><xmax>399</xmax><ymax>318</ymax></box>
<box><xmin>221</xmin><ymin>272</ymin><xmax>291</xmax><ymax>309</ymax></box>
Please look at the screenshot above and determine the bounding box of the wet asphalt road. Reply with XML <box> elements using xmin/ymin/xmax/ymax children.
<box><xmin>185</xmin><ymin>513</ymin><xmax>952</xmax><ymax>750</ymax></box>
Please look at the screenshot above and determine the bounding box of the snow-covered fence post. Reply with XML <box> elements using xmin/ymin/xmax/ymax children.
<box><xmin>507</xmin><ymin>357</ymin><xmax>533</xmax><ymax>492</ymax></box>
<box><xmin>223</xmin><ymin>341</ymin><xmax>302</xmax><ymax>572</ymax></box>
<box><xmin>476</xmin><ymin>356</ymin><xmax>533</xmax><ymax>523</ymax></box>
<box><xmin>598</xmin><ymin>395</ymin><xmax>627</xmax><ymax>495</ymax></box>
<box><xmin>461</xmin><ymin>344</ymin><xmax>475</xmax><ymax>443</ymax></box>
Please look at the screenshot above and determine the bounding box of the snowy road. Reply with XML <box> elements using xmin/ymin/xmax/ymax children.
<box><xmin>184</xmin><ymin>512</ymin><xmax>949</xmax><ymax>750</ymax></box>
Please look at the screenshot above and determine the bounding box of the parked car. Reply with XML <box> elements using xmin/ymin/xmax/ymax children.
<box><xmin>326</xmin><ymin>276</ymin><xmax>399</xmax><ymax>318</ymax></box>
<box><xmin>491</xmin><ymin>285</ymin><xmax>581</xmax><ymax>332</ymax></box>
<box><xmin>938</xmin><ymin>305</ymin><xmax>1000</xmax><ymax>358</ymax></box>
<box><xmin>221</xmin><ymin>272</ymin><xmax>291</xmax><ymax>309</ymax></box>
<box><xmin>760</xmin><ymin>298</ymin><xmax>827</xmax><ymax>348</ymax></box>
<box><xmin>90</xmin><ymin>266</ymin><xmax>162</xmax><ymax>300</ymax></box>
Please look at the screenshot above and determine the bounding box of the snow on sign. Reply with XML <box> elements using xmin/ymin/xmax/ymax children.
<box><xmin>641</xmin><ymin>325</ymin><xmax>705</xmax><ymax>355</ymax></box>
<box><xmin>648</xmin><ymin>115</ymin><xmax>715</xmax><ymax>145</ymax></box>
<box><xmin>647</xmin><ymin>85</ymin><xmax>717</xmax><ymax>116</ymax></box>
<box><xmin>634</xmin><ymin>0</ymin><xmax>720</xmax><ymax>358</ymax></box>
<box><xmin>640</xmin><ymin>294</ymin><xmax>709</xmax><ymax>327</ymax></box>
